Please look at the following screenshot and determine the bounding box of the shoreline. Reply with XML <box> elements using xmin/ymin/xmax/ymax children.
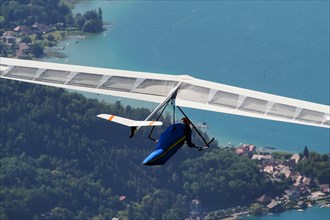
<box><xmin>241</xmin><ymin>204</ymin><xmax>330</xmax><ymax>220</ymax></box>
<box><xmin>211</xmin><ymin>201</ymin><xmax>330</xmax><ymax>220</ymax></box>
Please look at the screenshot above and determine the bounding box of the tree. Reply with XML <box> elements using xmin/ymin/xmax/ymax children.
<box><xmin>0</xmin><ymin>0</ymin><xmax>74</xmax><ymax>29</ymax></box>
<box><xmin>303</xmin><ymin>146</ymin><xmax>309</xmax><ymax>159</ymax></box>
<box><xmin>74</xmin><ymin>13</ymin><xmax>85</xmax><ymax>30</ymax></box>
<box><xmin>98</xmin><ymin>8</ymin><xmax>103</xmax><ymax>20</ymax></box>
<box><xmin>74</xmin><ymin>9</ymin><xmax>103</xmax><ymax>33</ymax></box>
<box><xmin>47</xmin><ymin>34</ymin><xmax>55</xmax><ymax>41</ymax></box>
<box><xmin>30</xmin><ymin>43</ymin><xmax>43</xmax><ymax>57</ymax></box>
<box><xmin>35</xmin><ymin>32</ymin><xmax>43</xmax><ymax>40</ymax></box>
<box><xmin>249</xmin><ymin>203</ymin><xmax>265</xmax><ymax>215</ymax></box>
<box><xmin>20</xmin><ymin>36</ymin><xmax>32</xmax><ymax>44</ymax></box>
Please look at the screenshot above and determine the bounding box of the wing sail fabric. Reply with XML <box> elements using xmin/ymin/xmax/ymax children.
<box><xmin>175</xmin><ymin>82</ymin><xmax>330</xmax><ymax>128</ymax></box>
<box><xmin>97</xmin><ymin>114</ymin><xmax>163</xmax><ymax>127</ymax></box>
<box><xmin>1</xmin><ymin>57</ymin><xmax>329</xmax><ymax>128</ymax></box>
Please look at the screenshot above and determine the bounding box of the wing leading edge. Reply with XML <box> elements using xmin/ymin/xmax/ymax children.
<box><xmin>1</xmin><ymin>57</ymin><xmax>329</xmax><ymax>128</ymax></box>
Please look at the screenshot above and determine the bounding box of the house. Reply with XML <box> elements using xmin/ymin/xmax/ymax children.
<box><xmin>249</xmin><ymin>144</ymin><xmax>256</xmax><ymax>152</ymax></box>
<box><xmin>235</xmin><ymin>144</ymin><xmax>256</xmax><ymax>156</ymax></box>
<box><xmin>302</xmin><ymin>177</ymin><xmax>311</xmax><ymax>186</ymax></box>
<box><xmin>119</xmin><ymin>195</ymin><xmax>126</xmax><ymax>201</ymax></box>
<box><xmin>13</xmin><ymin>25</ymin><xmax>27</xmax><ymax>32</ymax></box>
<box><xmin>283</xmin><ymin>159</ymin><xmax>296</xmax><ymax>168</ymax></box>
<box><xmin>13</xmin><ymin>25</ymin><xmax>33</xmax><ymax>35</ymax></box>
<box><xmin>252</xmin><ymin>154</ymin><xmax>273</xmax><ymax>161</ymax></box>
<box><xmin>32</xmin><ymin>22</ymin><xmax>51</xmax><ymax>34</ymax></box>
<box><xmin>292</xmin><ymin>174</ymin><xmax>303</xmax><ymax>186</ymax></box>
<box><xmin>320</xmin><ymin>184</ymin><xmax>330</xmax><ymax>193</ymax></box>
<box><xmin>279</xmin><ymin>166</ymin><xmax>291</xmax><ymax>178</ymax></box>
<box><xmin>290</xmin><ymin>153</ymin><xmax>300</xmax><ymax>164</ymax></box>
<box><xmin>297</xmin><ymin>201</ymin><xmax>307</xmax><ymax>209</ymax></box>
<box><xmin>2</xmin><ymin>31</ymin><xmax>14</xmax><ymax>36</ymax></box>
<box><xmin>235</xmin><ymin>148</ymin><xmax>244</xmax><ymax>155</ymax></box>
<box><xmin>263</xmin><ymin>165</ymin><xmax>274</xmax><ymax>174</ymax></box>
<box><xmin>310</xmin><ymin>191</ymin><xmax>325</xmax><ymax>199</ymax></box>
<box><xmin>16</xmin><ymin>42</ymin><xmax>30</xmax><ymax>58</ymax></box>
<box><xmin>267</xmin><ymin>200</ymin><xmax>283</xmax><ymax>212</ymax></box>
<box><xmin>284</xmin><ymin>189</ymin><xmax>300</xmax><ymax>201</ymax></box>
<box><xmin>256</xmin><ymin>194</ymin><xmax>272</xmax><ymax>205</ymax></box>
<box><xmin>295</xmin><ymin>184</ymin><xmax>310</xmax><ymax>197</ymax></box>
<box><xmin>1</xmin><ymin>35</ymin><xmax>16</xmax><ymax>45</ymax></box>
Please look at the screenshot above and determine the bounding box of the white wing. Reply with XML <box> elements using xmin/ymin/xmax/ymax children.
<box><xmin>1</xmin><ymin>57</ymin><xmax>329</xmax><ymax>128</ymax></box>
<box><xmin>97</xmin><ymin>114</ymin><xmax>162</xmax><ymax>127</ymax></box>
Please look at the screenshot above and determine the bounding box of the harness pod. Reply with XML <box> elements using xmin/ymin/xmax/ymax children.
<box><xmin>143</xmin><ymin>123</ymin><xmax>186</xmax><ymax>165</ymax></box>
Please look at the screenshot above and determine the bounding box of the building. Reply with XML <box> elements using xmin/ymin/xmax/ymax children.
<box><xmin>284</xmin><ymin>189</ymin><xmax>300</xmax><ymax>201</ymax></box>
<box><xmin>302</xmin><ymin>177</ymin><xmax>311</xmax><ymax>186</ymax></box>
<box><xmin>297</xmin><ymin>201</ymin><xmax>307</xmax><ymax>209</ymax></box>
<box><xmin>290</xmin><ymin>153</ymin><xmax>301</xmax><ymax>164</ymax></box>
<box><xmin>320</xmin><ymin>184</ymin><xmax>330</xmax><ymax>193</ymax></box>
<box><xmin>252</xmin><ymin>154</ymin><xmax>273</xmax><ymax>161</ymax></box>
<box><xmin>16</xmin><ymin>42</ymin><xmax>30</xmax><ymax>58</ymax></box>
<box><xmin>266</xmin><ymin>200</ymin><xmax>283</xmax><ymax>212</ymax></box>
<box><xmin>256</xmin><ymin>194</ymin><xmax>272</xmax><ymax>205</ymax></box>
<box><xmin>292</xmin><ymin>174</ymin><xmax>303</xmax><ymax>186</ymax></box>
<box><xmin>32</xmin><ymin>22</ymin><xmax>51</xmax><ymax>34</ymax></box>
<box><xmin>263</xmin><ymin>165</ymin><xmax>274</xmax><ymax>174</ymax></box>
<box><xmin>235</xmin><ymin>144</ymin><xmax>256</xmax><ymax>156</ymax></box>
<box><xmin>1</xmin><ymin>35</ymin><xmax>16</xmax><ymax>45</ymax></box>
<box><xmin>279</xmin><ymin>166</ymin><xmax>292</xmax><ymax>178</ymax></box>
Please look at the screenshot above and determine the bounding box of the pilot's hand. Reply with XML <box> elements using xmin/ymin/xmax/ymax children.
<box><xmin>189</xmin><ymin>144</ymin><xmax>196</xmax><ymax>148</ymax></box>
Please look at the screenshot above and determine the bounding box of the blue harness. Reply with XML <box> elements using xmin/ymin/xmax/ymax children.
<box><xmin>143</xmin><ymin>123</ymin><xmax>186</xmax><ymax>165</ymax></box>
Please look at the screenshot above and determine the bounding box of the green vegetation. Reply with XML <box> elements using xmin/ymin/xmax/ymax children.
<box><xmin>295</xmin><ymin>151</ymin><xmax>330</xmax><ymax>184</ymax></box>
<box><xmin>182</xmin><ymin>149</ymin><xmax>274</xmax><ymax>208</ymax></box>
<box><xmin>0</xmin><ymin>80</ymin><xmax>282</xmax><ymax>219</ymax></box>
<box><xmin>74</xmin><ymin>8</ymin><xmax>104</xmax><ymax>33</ymax></box>
<box><xmin>0</xmin><ymin>0</ymin><xmax>103</xmax><ymax>32</ymax></box>
<box><xmin>249</xmin><ymin>203</ymin><xmax>266</xmax><ymax>215</ymax></box>
<box><xmin>271</xmin><ymin>152</ymin><xmax>292</xmax><ymax>161</ymax></box>
<box><xmin>0</xmin><ymin>0</ymin><xmax>72</xmax><ymax>29</ymax></box>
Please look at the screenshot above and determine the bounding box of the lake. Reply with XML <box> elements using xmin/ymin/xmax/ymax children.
<box><xmin>44</xmin><ymin>0</ymin><xmax>329</xmax><ymax>153</ymax></box>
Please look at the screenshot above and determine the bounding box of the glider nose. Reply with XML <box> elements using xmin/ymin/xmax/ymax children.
<box><xmin>142</xmin><ymin>149</ymin><xmax>164</xmax><ymax>166</ymax></box>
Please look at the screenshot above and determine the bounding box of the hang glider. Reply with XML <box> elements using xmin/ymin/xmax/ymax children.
<box><xmin>0</xmin><ymin>57</ymin><xmax>329</xmax><ymax>129</ymax></box>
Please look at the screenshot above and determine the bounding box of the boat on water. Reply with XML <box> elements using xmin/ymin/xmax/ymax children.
<box><xmin>320</xmin><ymin>204</ymin><xmax>330</xmax><ymax>208</ymax></box>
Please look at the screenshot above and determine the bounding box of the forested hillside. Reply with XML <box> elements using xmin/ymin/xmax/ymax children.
<box><xmin>0</xmin><ymin>80</ymin><xmax>279</xmax><ymax>219</ymax></box>
<box><xmin>0</xmin><ymin>0</ymin><xmax>103</xmax><ymax>32</ymax></box>
<box><xmin>0</xmin><ymin>0</ymin><xmax>72</xmax><ymax>29</ymax></box>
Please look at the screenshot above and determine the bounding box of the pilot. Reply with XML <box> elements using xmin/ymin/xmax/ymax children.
<box><xmin>181</xmin><ymin>117</ymin><xmax>197</xmax><ymax>148</ymax></box>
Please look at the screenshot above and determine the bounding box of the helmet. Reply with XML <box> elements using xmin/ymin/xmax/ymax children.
<box><xmin>181</xmin><ymin>117</ymin><xmax>190</xmax><ymax>125</ymax></box>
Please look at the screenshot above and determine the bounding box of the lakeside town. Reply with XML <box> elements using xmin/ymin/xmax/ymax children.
<box><xmin>190</xmin><ymin>144</ymin><xmax>330</xmax><ymax>220</ymax></box>
<box><xmin>1</xmin><ymin>2</ymin><xmax>104</xmax><ymax>59</ymax></box>
<box><xmin>1</xmin><ymin>22</ymin><xmax>66</xmax><ymax>59</ymax></box>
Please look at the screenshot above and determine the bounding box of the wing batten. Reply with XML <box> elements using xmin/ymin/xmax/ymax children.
<box><xmin>1</xmin><ymin>57</ymin><xmax>329</xmax><ymax>128</ymax></box>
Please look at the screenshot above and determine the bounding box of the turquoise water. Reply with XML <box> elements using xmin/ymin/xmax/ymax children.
<box><xmin>44</xmin><ymin>1</ymin><xmax>329</xmax><ymax>153</ymax></box>
<box><xmin>243</xmin><ymin>206</ymin><xmax>330</xmax><ymax>220</ymax></box>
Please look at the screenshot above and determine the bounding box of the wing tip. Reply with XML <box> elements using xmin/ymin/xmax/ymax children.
<box><xmin>97</xmin><ymin>114</ymin><xmax>113</xmax><ymax>120</ymax></box>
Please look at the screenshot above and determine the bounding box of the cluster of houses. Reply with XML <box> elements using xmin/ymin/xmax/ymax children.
<box><xmin>1</xmin><ymin>23</ymin><xmax>54</xmax><ymax>58</ymax></box>
<box><xmin>235</xmin><ymin>144</ymin><xmax>330</xmax><ymax>212</ymax></box>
